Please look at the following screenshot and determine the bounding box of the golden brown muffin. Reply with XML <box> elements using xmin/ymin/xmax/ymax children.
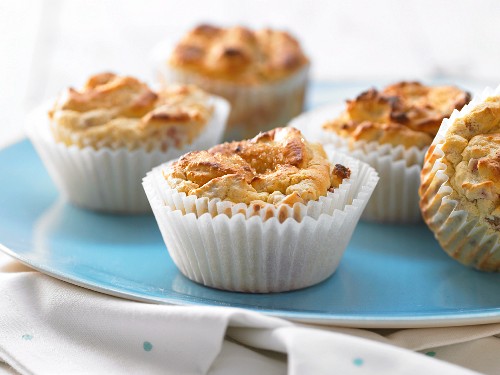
<box><xmin>164</xmin><ymin>24</ymin><xmax>309</xmax><ymax>141</ymax></box>
<box><xmin>423</xmin><ymin>95</ymin><xmax>500</xmax><ymax>231</ymax></box>
<box><xmin>169</xmin><ymin>24</ymin><xmax>309</xmax><ymax>84</ymax></box>
<box><xmin>49</xmin><ymin>72</ymin><xmax>214</xmax><ymax>151</ymax></box>
<box><xmin>165</xmin><ymin>127</ymin><xmax>350</xmax><ymax>207</ymax></box>
<box><xmin>144</xmin><ymin>126</ymin><xmax>379</xmax><ymax>292</ymax></box>
<box><xmin>419</xmin><ymin>93</ymin><xmax>500</xmax><ymax>271</ymax></box>
<box><xmin>323</xmin><ymin>82</ymin><xmax>470</xmax><ymax>149</ymax></box>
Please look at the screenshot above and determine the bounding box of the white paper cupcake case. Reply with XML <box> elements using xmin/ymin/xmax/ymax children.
<box><xmin>151</xmin><ymin>40</ymin><xmax>309</xmax><ymax>141</ymax></box>
<box><xmin>143</xmin><ymin>151</ymin><xmax>379</xmax><ymax>293</ymax></box>
<box><xmin>290</xmin><ymin>103</ymin><xmax>427</xmax><ymax>223</ymax></box>
<box><xmin>420</xmin><ymin>85</ymin><xmax>500</xmax><ymax>271</ymax></box>
<box><xmin>26</xmin><ymin>96</ymin><xmax>230</xmax><ymax>214</ymax></box>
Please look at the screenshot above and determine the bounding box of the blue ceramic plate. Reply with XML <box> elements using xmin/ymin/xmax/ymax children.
<box><xmin>1</xmin><ymin>82</ymin><xmax>500</xmax><ymax>328</ymax></box>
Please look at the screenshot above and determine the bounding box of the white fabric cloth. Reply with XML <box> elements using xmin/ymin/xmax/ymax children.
<box><xmin>1</xmin><ymin>254</ymin><xmax>499</xmax><ymax>375</ymax></box>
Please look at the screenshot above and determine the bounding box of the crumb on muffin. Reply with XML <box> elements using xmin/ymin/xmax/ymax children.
<box><xmin>164</xmin><ymin>127</ymin><xmax>350</xmax><ymax>206</ymax></box>
<box><xmin>49</xmin><ymin>72</ymin><xmax>214</xmax><ymax>151</ymax></box>
<box><xmin>169</xmin><ymin>24</ymin><xmax>309</xmax><ymax>84</ymax></box>
<box><xmin>323</xmin><ymin>81</ymin><xmax>470</xmax><ymax>149</ymax></box>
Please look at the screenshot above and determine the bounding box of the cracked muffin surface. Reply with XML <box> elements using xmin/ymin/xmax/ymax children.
<box><xmin>169</xmin><ymin>24</ymin><xmax>309</xmax><ymax>84</ymax></box>
<box><xmin>438</xmin><ymin>95</ymin><xmax>500</xmax><ymax>230</ymax></box>
<box><xmin>49</xmin><ymin>72</ymin><xmax>213</xmax><ymax>151</ymax></box>
<box><xmin>164</xmin><ymin>127</ymin><xmax>350</xmax><ymax>206</ymax></box>
<box><xmin>323</xmin><ymin>81</ymin><xmax>470</xmax><ymax>149</ymax></box>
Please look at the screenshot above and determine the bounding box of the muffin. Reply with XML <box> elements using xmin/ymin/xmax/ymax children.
<box><xmin>156</xmin><ymin>24</ymin><xmax>310</xmax><ymax>141</ymax></box>
<box><xmin>420</xmin><ymin>86</ymin><xmax>500</xmax><ymax>271</ymax></box>
<box><xmin>291</xmin><ymin>81</ymin><xmax>470</xmax><ymax>223</ymax></box>
<box><xmin>26</xmin><ymin>72</ymin><xmax>230</xmax><ymax>213</ymax></box>
<box><xmin>143</xmin><ymin>127</ymin><xmax>379</xmax><ymax>292</ymax></box>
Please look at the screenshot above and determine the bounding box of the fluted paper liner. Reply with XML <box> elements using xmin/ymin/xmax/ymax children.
<box><xmin>26</xmin><ymin>96</ymin><xmax>230</xmax><ymax>214</ymax></box>
<box><xmin>420</xmin><ymin>85</ymin><xmax>500</xmax><ymax>271</ymax></box>
<box><xmin>151</xmin><ymin>40</ymin><xmax>309</xmax><ymax>141</ymax></box>
<box><xmin>290</xmin><ymin>103</ymin><xmax>427</xmax><ymax>223</ymax></box>
<box><xmin>143</xmin><ymin>150</ymin><xmax>379</xmax><ymax>292</ymax></box>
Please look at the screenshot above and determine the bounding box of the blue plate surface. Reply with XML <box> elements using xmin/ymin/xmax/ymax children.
<box><xmin>1</xmin><ymin>83</ymin><xmax>500</xmax><ymax>328</ymax></box>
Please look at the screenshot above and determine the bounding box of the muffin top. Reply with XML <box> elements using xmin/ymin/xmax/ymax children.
<box><xmin>165</xmin><ymin>127</ymin><xmax>350</xmax><ymax>206</ymax></box>
<box><xmin>49</xmin><ymin>72</ymin><xmax>213</xmax><ymax>150</ymax></box>
<box><xmin>169</xmin><ymin>24</ymin><xmax>309</xmax><ymax>84</ymax></box>
<box><xmin>438</xmin><ymin>95</ymin><xmax>500</xmax><ymax>228</ymax></box>
<box><xmin>323</xmin><ymin>81</ymin><xmax>470</xmax><ymax>149</ymax></box>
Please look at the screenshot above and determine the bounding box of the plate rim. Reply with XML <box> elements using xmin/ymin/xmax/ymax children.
<box><xmin>1</xmin><ymin>237</ymin><xmax>500</xmax><ymax>329</ymax></box>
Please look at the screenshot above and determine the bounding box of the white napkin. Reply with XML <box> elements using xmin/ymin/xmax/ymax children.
<box><xmin>0</xmin><ymin>254</ymin><xmax>497</xmax><ymax>375</ymax></box>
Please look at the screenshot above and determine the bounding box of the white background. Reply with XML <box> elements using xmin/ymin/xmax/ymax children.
<box><xmin>1</xmin><ymin>0</ymin><xmax>500</xmax><ymax>147</ymax></box>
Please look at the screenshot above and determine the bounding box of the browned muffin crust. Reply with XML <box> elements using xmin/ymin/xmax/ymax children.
<box><xmin>435</xmin><ymin>96</ymin><xmax>500</xmax><ymax>229</ymax></box>
<box><xmin>165</xmin><ymin>127</ymin><xmax>350</xmax><ymax>206</ymax></box>
<box><xmin>169</xmin><ymin>24</ymin><xmax>309</xmax><ymax>84</ymax></box>
<box><xmin>418</xmin><ymin>94</ymin><xmax>500</xmax><ymax>271</ymax></box>
<box><xmin>323</xmin><ymin>81</ymin><xmax>470</xmax><ymax>149</ymax></box>
<box><xmin>49</xmin><ymin>73</ymin><xmax>213</xmax><ymax>151</ymax></box>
